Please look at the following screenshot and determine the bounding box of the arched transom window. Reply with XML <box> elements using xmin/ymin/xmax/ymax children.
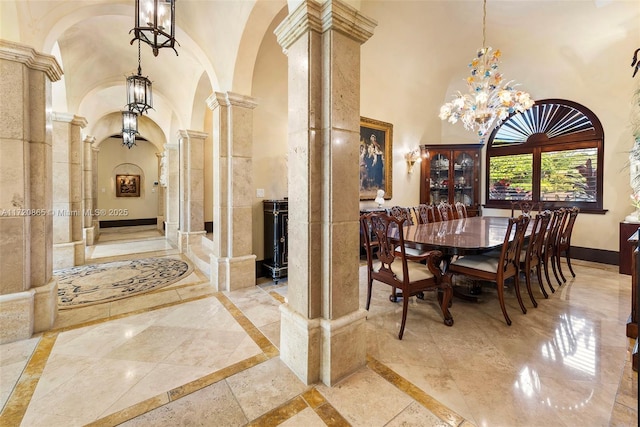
<box><xmin>485</xmin><ymin>99</ymin><xmax>605</xmax><ymax>213</ymax></box>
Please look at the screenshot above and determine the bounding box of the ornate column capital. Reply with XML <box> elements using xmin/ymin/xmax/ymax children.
<box><xmin>275</xmin><ymin>0</ymin><xmax>376</xmax><ymax>50</ymax></box>
<box><xmin>0</xmin><ymin>39</ymin><xmax>63</xmax><ymax>81</ymax></box>
<box><xmin>207</xmin><ymin>92</ymin><xmax>258</xmax><ymax>110</ymax></box>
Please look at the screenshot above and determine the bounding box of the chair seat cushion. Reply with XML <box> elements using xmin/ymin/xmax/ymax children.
<box><xmin>374</xmin><ymin>260</ymin><xmax>435</xmax><ymax>281</ymax></box>
<box><xmin>450</xmin><ymin>255</ymin><xmax>499</xmax><ymax>274</ymax></box>
<box><xmin>395</xmin><ymin>245</ymin><xmax>430</xmax><ymax>259</ymax></box>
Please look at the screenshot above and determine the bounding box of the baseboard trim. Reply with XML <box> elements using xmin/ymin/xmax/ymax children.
<box><xmin>100</xmin><ymin>218</ymin><xmax>157</xmax><ymax>228</ymax></box>
<box><xmin>569</xmin><ymin>246</ymin><xmax>618</xmax><ymax>266</ymax></box>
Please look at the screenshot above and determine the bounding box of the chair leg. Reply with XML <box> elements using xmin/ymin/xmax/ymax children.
<box><xmin>524</xmin><ymin>267</ymin><xmax>538</xmax><ymax>308</ymax></box>
<box><xmin>535</xmin><ymin>263</ymin><xmax>549</xmax><ymax>299</ymax></box>
<box><xmin>565</xmin><ymin>248</ymin><xmax>576</xmax><ymax>277</ymax></box>
<box><xmin>550</xmin><ymin>252</ymin><xmax>563</xmax><ymax>285</ymax></box>
<box><xmin>440</xmin><ymin>278</ymin><xmax>454</xmax><ymax>326</ymax></box>
<box><xmin>542</xmin><ymin>252</ymin><xmax>556</xmax><ymax>293</ymax></box>
<box><xmin>556</xmin><ymin>247</ymin><xmax>567</xmax><ymax>283</ymax></box>
<box><xmin>398</xmin><ymin>294</ymin><xmax>410</xmax><ymax>339</ymax></box>
<box><xmin>495</xmin><ymin>280</ymin><xmax>512</xmax><ymax>326</ymax></box>
<box><xmin>513</xmin><ymin>274</ymin><xmax>527</xmax><ymax>314</ymax></box>
<box><xmin>366</xmin><ymin>279</ymin><xmax>373</xmax><ymax>310</ymax></box>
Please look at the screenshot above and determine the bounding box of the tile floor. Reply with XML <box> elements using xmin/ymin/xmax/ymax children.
<box><xmin>0</xmin><ymin>225</ymin><xmax>637</xmax><ymax>426</ymax></box>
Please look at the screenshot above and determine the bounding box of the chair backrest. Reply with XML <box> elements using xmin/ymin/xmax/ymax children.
<box><xmin>510</xmin><ymin>201</ymin><xmax>540</xmax><ymax>217</ymax></box>
<box><xmin>437</xmin><ymin>202</ymin><xmax>455</xmax><ymax>222</ymax></box>
<box><xmin>558</xmin><ymin>206</ymin><xmax>579</xmax><ymax>248</ymax></box>
<box><xmin>360</xmin><ymin>212</ymin><xmax>408</xmax><ymax>282</ymax></box>
<box><xmin>524</xmin><ymin>210</ymin><xmax>552</xmax><ymax>266</ymax></box>
<box><xmin>544</xmin><ymin>208</ymin><xmax>566</xmax><ymax>253</ymax></box>
<box><xmin>387</xmin><ymin>206</ymin><xmax>414</xmax><ymax>226</ymax></box>
<box><xmin>454</xmin><ymin>202</ymin><xmax>468</xmax><ymax>219</ymax></box>
<box><xmin>415</xmin><ymin>204</ymin><xmax>432</xmax><ymax>225</ymax></box>
<box><xmin>497</xmin><ymin>215</ymin><xmax>530</xmax><ymax>277</ymax></box>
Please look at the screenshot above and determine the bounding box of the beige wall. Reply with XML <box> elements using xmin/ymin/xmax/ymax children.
<box><xmin>249</xmin><ymin>0</ymin><xmax>639</xmax><ymax>257</ymax></box>
<box><xmin>96</xmin><ymin>137</ymin><xmax>160</xmax><ymax>223</ymax></box>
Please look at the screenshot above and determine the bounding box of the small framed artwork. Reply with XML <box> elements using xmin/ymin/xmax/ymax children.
<box><xmin>116</xmin><ymin>174</ymin><xmax>140</xmax><ymax>197</ymax></box>
<box><xmin>359</xmin><ymin>116</ymin><xmax>393</xmax><ymax>200</ymax></box>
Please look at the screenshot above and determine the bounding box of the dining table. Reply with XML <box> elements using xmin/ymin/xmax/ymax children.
<box><xmin>391</xmin><ymin>216</ymin><xmax>530</xmax><ymax>301</ymax></box>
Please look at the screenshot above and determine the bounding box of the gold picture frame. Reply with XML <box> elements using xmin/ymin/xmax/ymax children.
<box><xmin>359</xmin><ymin>116</ymin><xmax>393</xmax><ymax>200</ymax></box>
<box><xmin>115</xmin><ymin>174</ymin><xmax>140</xmax><ymax>197</ymax></box>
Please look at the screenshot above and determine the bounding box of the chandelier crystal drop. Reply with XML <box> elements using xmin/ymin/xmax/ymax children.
<box><xmin>438</xmin><ymin>0</ymin><xmax>533</xmax><ymax>140</ymax></box>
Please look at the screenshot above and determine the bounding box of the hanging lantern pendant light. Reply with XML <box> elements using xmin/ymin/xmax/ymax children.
<box><xmin>131</xmin><ymin>0</ymin><xmax>179</xmax><ymax>56</ymax></box>
<box><xmin>126</xmin><ymin>39</ymin><xmax>153</xmax><ymax>115</ymax></box>
<box><xmin>121</xmin><ymin>109</ymin><xmax>139</xmax><ymax>149</ymax></box>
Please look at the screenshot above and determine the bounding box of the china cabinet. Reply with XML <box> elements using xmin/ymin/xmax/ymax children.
<box><xmin>419</xmin><ymin>144</ymin><xmax>482</xmax><ymax>217</ymax></box>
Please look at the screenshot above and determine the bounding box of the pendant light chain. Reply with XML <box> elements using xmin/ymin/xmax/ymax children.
<box><xmin>137</xmin><ymin>38</ymin><xmax>142</xmax><ymax>76</ymax></box>
<box><xmin>482</xmin><ymin>0</ymin><xmax>487</xmax><ymax>49</ymax></box>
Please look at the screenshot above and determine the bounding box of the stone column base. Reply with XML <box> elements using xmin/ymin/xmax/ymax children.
<box><xmin>210</xmin><ymin>254</ymin><xmax>256</xmax><ymax>291</ymax></box>
<box><xmin>0</xmin><ymin>277</ymin><xmax>58</xmax><ymax>344</ymax></box>
<box><xmin>165</xmin><ymin>221</ymin><xmax>179</xmax><ymax>247</ymax></box>
<box><xmin>280</xmin><ymin>304</ymin><xmax>368</xmax><ymax>386</ymax></box>
<box><xmin>157</xmin><ymin>215</ymin><xmax>165</xmax><ymax>231</ymax></box>
<box><xmin>53</xmin><ymin>240</ymin><xmax>85</xmax><ymax>269</ymax></box>
<box><xmin>319</xmin><ymin>308</ymin><xmax>368</xmax><ymax>386</ymax></box>
<box><xmin>279</xmin><ymin>304</ymin><xmax>322</xmax><ymax>385</ymax></box>
<box><xmin>92</xmin><ymin>219</ymin><xmax>100</xmax><ymax>240</ymax></box>
<box><xmin>178</xmin><ymin>230</ymin><xmax>206</xmax><ymax>253</ymax></box>
<box><xmin>84</xmin><ymin>225</ymin><xmax>96</xmax><ymax>246</ymax></box>
<box><xmin>33</xmin><ymin>277</ymin><xmax>58</xmax><ymax>334</ymax></box>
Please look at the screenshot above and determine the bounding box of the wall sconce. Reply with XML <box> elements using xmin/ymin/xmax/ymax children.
<box><xmin>405</xmin><ymin>149</ymin><xmax>421</xmax><ymax>174</ymax></box>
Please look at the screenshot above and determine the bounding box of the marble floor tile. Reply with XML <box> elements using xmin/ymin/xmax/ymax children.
<box><xmin>1</xmin><ymin>226</ymin><xmax>636</xmax><ymax>426</ymax></box>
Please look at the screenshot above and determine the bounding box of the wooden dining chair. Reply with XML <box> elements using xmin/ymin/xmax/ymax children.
<box><xmin>414</xmin><ymin>204</ymin><xmax>432</xmax><ymax>225</ymax></box>
<box><xmin>541</xmin><ymin>208</ymin><xmax>568</xmax><ymax>291</ymax></box>
<box><xmin>388</xmin><ymin>206</ymin><xmax>414</xmax><ymax>225</ymax></box>
<box><xmin>448</xmin><ymin>215</ymin><xmax>530</xmax><ymax>325</ymax></box>
<box><xmin>555</xmin><ymin>206</ymin><xmax>579</xmax><ymax>281</ymax></box>
<box><xmin>387</xmin><ymin>206</ymin><xmax>431</xmax><ymax>261</ymax></box>
<box><xmin>520</xmin><ymin>210</ymin><xmax>552</xmax><ymax>306</ymax></box>
<box><xmin>454</xmin><ymin>202</ymin><xmax>468</xmax><ymax>219</ymax></box>
<box><xmin>510</xmin><ymin>201</ymin><xmax>540</xmax><ymax>217</ymax></box>
<box><xmin>437</xmin><ymin>202</ymin><xmax>455</xmax><ymax>222</ymax></box>
<box><xmin>360</xmin><ymin>212</ymin><xmax>454</xmax><ymax>339</ymax></box>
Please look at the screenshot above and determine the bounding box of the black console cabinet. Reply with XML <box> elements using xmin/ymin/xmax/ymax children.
<box><xmin>263</xmin><ymin>199</ymin><xmax>288</xmax><ymax>283</ymax></box>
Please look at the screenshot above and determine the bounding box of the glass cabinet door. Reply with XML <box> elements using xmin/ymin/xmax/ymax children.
<box><xmin>454</xmin><ymin>152</ymin><xmax>474</xmax><ymax>206</ymax></box>
<box><xmin>430</xmin><ymin>152</ymin><xmax>450</xmax><ymax>204</ymax></box>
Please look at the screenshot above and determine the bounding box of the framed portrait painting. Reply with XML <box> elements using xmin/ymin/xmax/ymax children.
<box><xmin>116</xmin><ymin>174</ymin><xmax>140</xmax><ymax>197</ymax></box>
<box><xmin>359</xmin><ymin>116</ymin><xmax>393</xmax><ymax>200</ymax></box>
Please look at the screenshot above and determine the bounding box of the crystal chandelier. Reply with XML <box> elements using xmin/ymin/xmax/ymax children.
<box><xmin>439</xmin><ymin>0</ymin><xmax>534</xmax><ymax>140</ymax></box>
<box><xmin>131</xmin><ymin>0</ymin><xmax>178</xmax><ymax>56</ymax></box>
<box><xmin>121</xmin><ymin>109</ymin><xmax>139</xmax><ymax>149</ymax></box>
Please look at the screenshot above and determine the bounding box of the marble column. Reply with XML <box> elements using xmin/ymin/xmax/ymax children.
<box><xmin>83</xmin><ymin>136</ymin><xmax>96</xmax><ymax>245</ymax></box>
<box><xmin>164</xmin><ymin>143</ymin><xmax>180</xmax><ymax>246</ymax></box>
<box><xmin>206</xmin><ymin>92</ymin><xmax>257</xmax><ymax>291</ymax></box>
<box><xmin>52</xmin><ymin>113</ymin><xmax>87</xmax><ymax>268</ymax></box>
<box><xmin>91</xmin><ymin>145</ymin><xmax>100</xmax><ymax>239</ymax></box>
<box><xmin>0</xmin><ymin>40</ymin><xmax>63</xmax><ymax>343</ymax></box>
<box><xmin>156</xmin><ymin>152</ymin><xmax>165</xmax><ymax>231</ymax></box>
<box><xmin>177</xmin><ymin>130</ymin><xmax>207</xmax><ymax>252</ymax></box>
<box><xmin>274</xmin><ymin>0</ymin><xmax>376</xmax><ymax>386</ymax></box>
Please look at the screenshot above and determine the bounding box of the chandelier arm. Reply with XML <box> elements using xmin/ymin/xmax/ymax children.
<box><xmin>137</xmin><ymin>38</ymin><xmax>142</xmax><ymax>76</ymax></box>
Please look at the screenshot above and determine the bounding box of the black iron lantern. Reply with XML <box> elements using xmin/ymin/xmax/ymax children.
<box><xmin>131</xmin><ymin>0</ymin><xmax>178</xmax><ymax>56</ymax></box>
<box><xmin>122</xmin><ymin>110</ymin><xmax>139</xmax><ymax>149</ymax></box>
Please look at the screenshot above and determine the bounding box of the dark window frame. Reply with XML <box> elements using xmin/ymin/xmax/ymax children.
<box><xmin>485</xmin><ymin>99</ymin><xmax>606</xmax><ymax>214</ymax></box>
